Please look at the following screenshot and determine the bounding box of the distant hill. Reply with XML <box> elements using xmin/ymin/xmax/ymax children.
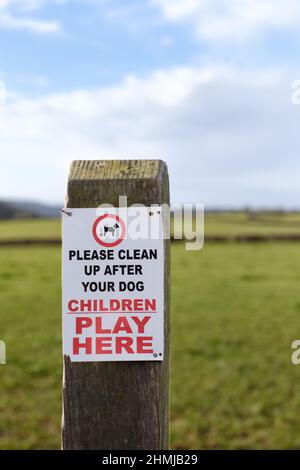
<box><xmin>0</xmin><ymin>200</ymin><xmax>60</xmax><ymax>220</ymax></box>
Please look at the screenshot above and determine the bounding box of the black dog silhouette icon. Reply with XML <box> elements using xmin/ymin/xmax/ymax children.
<box><xmin>103</xmin><ymin>223</ymin><xmax>119</xmax><ymax>236</ymax></box>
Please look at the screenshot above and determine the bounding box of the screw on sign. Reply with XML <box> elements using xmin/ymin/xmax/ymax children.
<box><xmin>63</xmin><ymin>207</ymin><xmax>164</xmax><ymax>362</ymax></box>
<box><xmin>92</xmin><ymin>214</ymin><xmax>126</xmax><ymax>247</ymax></box>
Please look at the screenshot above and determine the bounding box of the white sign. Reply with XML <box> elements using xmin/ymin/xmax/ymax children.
<box><xmin>62</xmin><ymin>207</ymin><xmax>164</xmax><ymax>362</ymax></box>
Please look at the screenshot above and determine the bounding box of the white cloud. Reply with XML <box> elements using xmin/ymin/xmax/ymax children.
<box><xmin>152</xmin><ymin>0</ymin><xmax>300</xmax><ymax>40</ymax></box>
<box><xmin>0</xmin><ymin>12</ymin><xmax>59</xmax><ymax>32</ymax></box>
<box><xmin>0</xmin><ymin>0</ymin><xmax>60</xmax><ymax>33</ymax></box>
<box><xmin>0</xmin><ymin>65</ymin><xmax>298</xmax><ymax>207</ymax></box>
<box><xmin>3</xmin><ymin>0</ymin><xmax>64</xmax><ymax>10</ymax></box>
<box><xmin>0</xmin><ymin>80</ymin><xmax>6</xmax><ymax>104</ymax></box>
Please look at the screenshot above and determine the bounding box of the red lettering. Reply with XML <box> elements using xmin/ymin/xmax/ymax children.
<box><xmin>96</xmin><ymin>337</ymin><xmax>112</xmax><ymax>354</ymax></box>
<box><xmin>110</xmin><ymin>300</ymin><xmax>120</xmax><ymax>311</ymax></box>
<box><xmin>68</xmin><ymin>299</ymin><xmax>78</xmax><ymax>312</ymax></box>
<box><xmin>122</xmin><ymin>299</ymin><xmax>133</xmax><ymax>312</ymax></box>
<box><xmin>112</xmin><ymin>317</ymin><xmax>132</xmax><ymax>334</ymax></box>
<box><xmin>137</xmin><ymin>336</ymin><xmax>153</xmax><ymax>354</ymax></box>
<box><xmin>73</xmin><ymin>337</ymin><xmax>92</xmax><ymax>354</ymax></box>
<box><xmin>76</xmin><ymin>317</ymin><xmax>93</xmax><ymax>334</ymax></box>
<box><xmin>131</xmin><ymin>316</ymin><xmax>151</xmax><ymax>333</ymax></box>
<box><xmin>145</xmin><ymin>298</ymin><xmax>156</xmax><ymax>311</ymax></box>
<box><xmin>115</xmin><ymin>337</ymin><xmax>134</xmax><ymax>354</ymax></box>
<box><xmin>95</xmin><ymin>317</ymin><xmax>111</xmax><ymax>334</ymax></box>
<box><xmin>80</xmin><ymin>299</ymin><xmax>92</xmax><ymax>312</ymax></box>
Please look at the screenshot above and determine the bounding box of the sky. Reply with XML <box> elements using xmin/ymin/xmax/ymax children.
<box><xmin>0</xmin><ymin>0</ymin><xmax>299</xmax><ymax>207</ymax></box>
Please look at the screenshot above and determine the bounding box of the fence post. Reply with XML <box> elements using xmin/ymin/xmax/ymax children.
<box><xmin>62</xmin><ymin>159</ymin><xmax>170</xmax><ymax>450</ymax></box>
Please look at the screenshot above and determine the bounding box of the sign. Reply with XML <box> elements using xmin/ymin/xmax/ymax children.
<box><xmin>62</xmin><ymin>207</ymin><xmax>164</xmax><ymax>362</ymax></box>
<box><xmin>0</xmin><ymin>340</ymin><xmax>5</xmax><ymax>365</ymax></box>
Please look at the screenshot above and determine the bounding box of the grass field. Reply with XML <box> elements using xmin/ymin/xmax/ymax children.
<box><xmin>1</xmin><ymin>215</ymin><xmax>300</xmax><ymax>449</ymax></box>
<box><xmin>204</xmin><ymin>211</ymin><xmax>300</xmax><ymax>236</ymax></box>
<box><xmin>0</xmin><ymin>219</ymin><xmax>60</xmax><ymax>241</ymax></box>
<box><xmin>1</xmin><ymin>211</ymin><xmax>300</xmax><ymax>241</ymax></box>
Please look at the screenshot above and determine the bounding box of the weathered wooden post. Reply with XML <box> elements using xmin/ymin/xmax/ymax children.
<box><xmin>62</xmin><ymin>160</ymin><xmax>170</xmax><ymax>450</ymax></box>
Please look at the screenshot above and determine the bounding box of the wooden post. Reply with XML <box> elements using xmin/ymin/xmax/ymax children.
<box><xmin>62</xmin><ymin>159</ymin><xmax>170</xmax><ymax>450</ymax></box>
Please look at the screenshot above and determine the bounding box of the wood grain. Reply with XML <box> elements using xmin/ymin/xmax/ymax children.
<box><xmin>62</xmin><ymin>159</ymin><xmax>170</xmax><ymax>450</ymax></box>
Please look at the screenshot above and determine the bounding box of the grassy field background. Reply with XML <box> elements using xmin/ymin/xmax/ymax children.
<box><xmin>0</xmin><ymin>219</ymin><xmax>60</xmax><ymax>241</ymax></box>
<box><xmin>1</xmin><ymin>211</ymin><xmax>300</xmax><ymax>241</ymax></box>
<box><xmin>1</xmin><ymin>214</ymin><xmax>300</xmax><ymax>449</ymax></box>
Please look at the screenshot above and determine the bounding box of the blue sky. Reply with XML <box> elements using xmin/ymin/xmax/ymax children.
<box><xmin>1</xmin><ymin>1</ymin><xmax>202</xmax><ymax>93</ymax></box>
<box><xmin>0</xmin><ymin>0</ymin><xmax>300</xmax><ymax>207</ymax></box>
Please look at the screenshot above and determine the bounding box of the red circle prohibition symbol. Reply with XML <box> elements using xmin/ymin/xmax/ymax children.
<box><xmin>92</xmin><ymin>214</ymin><xmax>126</xmax><ymax>247</ymax></box>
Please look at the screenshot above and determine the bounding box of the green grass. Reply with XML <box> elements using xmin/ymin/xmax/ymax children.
<box><xmin>1</xmin><ymin>211</ymin><xmax>300</xmax><ymax>242</ymax></box>
<box><xmin>1</xmin><ymin>241</ymin><xmax>300</xmax><ymax>449</ymax></box>
<box><xmin>176</xmin><ymin>211</ymin><xmax>300</xmax><ymax>237</ymax></box>
<box><xmin>171</xmin><ymin>242</ymin><xmax>300</xmax><ymax>449</ymax></box>
<box><xmin>0</xmin><ymin>247</ymin><xmax>61</xmax><ymax>449</ymax></box>
<box><xmin>205</xmin><ymin>212</ymin><xmax>300</xmax><ymax>236</ymax></box>
<box><xmin>0</xmin><ymin>219</ymin><xmax>60</xmax><ymax>240</ymax></box>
